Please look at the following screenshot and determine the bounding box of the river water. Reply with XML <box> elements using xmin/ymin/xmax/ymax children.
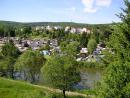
<box><xmin>15</xmin><ymin>68</ymin><xmax>103</xmax><ymax>90</ymax></box>
<box><xmin>76</xmin><ymin>68</ymin><xmax>103</xmax><ymax>90</ymax></box>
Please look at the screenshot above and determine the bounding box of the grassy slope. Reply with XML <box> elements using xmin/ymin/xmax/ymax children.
<box><xmin>0</xmin><ymin>78</ymin><xmax>88</xmax><ymax>98</ymax></box>
<box><xmin>0</xmin><ymin>78</ymin><xmax>47</xmax><ymax>98</ymax></box>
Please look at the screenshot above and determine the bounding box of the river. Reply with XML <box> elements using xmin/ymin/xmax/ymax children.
<box><xmin>75</xmin><ymin>68</ymin><xmax>103</xmax><ymax>90</ymax></box>
<box><xmin>15</xmin><ymin>68</ymin><xmax>103</xmax><ymax>90</ymax></box>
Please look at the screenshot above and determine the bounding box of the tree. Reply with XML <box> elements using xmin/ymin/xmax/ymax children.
<box><xmin>80</xmin><ymin>32</ymin><xmax>90</xmax><ymax>47</ymax></box>
<box><xmin>19</xmin><ymin>26</ymin><xmax>32</xmax><ymax>38</ymax></box>
<box><xmin>98</xmin><ymin>61</ymin><xmax>130</xmax><ymax>98</ymax></box>
<box><xmin>123</xmin><ymin>83</ymin><xmax>130</xmax><ymax>98</ymax></box>
<box><xmin>60</xmin><ymin>41</ymin><xmax>79</xmax><ymax>56</ymax></box>
<box><xmin>3</xmin><ymin>25</ymin><xmax>15</xmax><ymax>37</ymax></box>
<box><xmin>1</xmin><ymin>40</ymin><xmax>21</xmax><ymax>58</ymax></box>
<box><xmin>15</xmin><ymin>50</ymin><xmax>46</xmax><ymax>83</ymax></box>
<box><xmin>91</xmin><ymin>27</ymin><xmax>100</xmax><ymax>43</ymax></box>
<box><xmin>107</xmin><ymin>0</ymin><xmax>130</xmax><ymax>62</ymax></box>
<box><xmin>87</xmin><ymin>39</ymin><xmax>97</xmax><ymax>54</ymax></box>
<box><xmin>0</xmin><ymin>57</ymin><xmax>16</xmax><ymax>78</ymax></box>
<box><xmin>41</xmin><ymin>55</ymin><xmax>80</xmax><ymax>98</ymax></box>
<box><xmin>98</xmin><ymin>0</ymin><xmax>130</xmax><ymax>97</ymax></box>
<box><xmin>0</xmin><ymin>40</ymin><xmax>21</xmax><ymax>78</ymax></box>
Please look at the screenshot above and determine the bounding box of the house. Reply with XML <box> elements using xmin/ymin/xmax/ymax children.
<box><xmin>80</xmin><ymin>48</ymin><xmax>88</xmax><ymax>58</ymax></box>
<box><xmin>82</xmin><ymin>28</ymin><xmax>87</xmax><ymax>33</ymax></box>
<box><xmin>41</xmin><ymin>50</ymin><xmax>50</xmax><ymax>55</ymax></box>
<box><xmin>35</xmin><ymin>26</ymin><xmax>41</xmax><ymax>31</ymax></box>
<box><xmin>70</xmin><ymin>28</ymin><xmax>76</xmax><ymax>34</ymax></box>
<box><xmin>54</xmin><ymin>26</ymin><xmax>62</xmax><ymax>30</ymax></box>
<box><xmin>80</xmin><ymin>48</ymin><xmax>88</xmax><ymax>54</ymax></box>
<box><xmin>87</xmin><ymin>29</ymin><xmax>91</xmax><ymax>34</ymax></box>
<box><xmin>49</xmin><ymin>39</ymin><xmax>58</xmax><ymax>47</ymax></box>
<box><xmin>65</xmin><ymin>26</ymin><xmax>70</xmax><ymax>32</ymax></box>
<box><xmin>46</xmin><ymin>26</ymin><xmax>52</xmax><ymax>31</ymax></box>
<box><xmin>76</xmin><ymin>28</ymin><xmax>82</xmax><ymax>34</ymax></box>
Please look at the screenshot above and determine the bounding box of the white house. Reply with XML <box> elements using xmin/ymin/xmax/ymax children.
<box><xmin>70</xmin><ymin>28</ymin><xmax>76</xmax><ymax>33</ymax></box>
<box><xmin>65</xmin><ymin>26</ymin><xmax>70</xmax><ymax>32</ymax></box>
<box><xmin>80</xmin><ymin>48</ymin><xmax>88</xmax><ymax>54</ymax></box>
<box><xmin>82</xmin><ymin>28</ymin><xmax>87</xmax><ymax>33</ymax></box>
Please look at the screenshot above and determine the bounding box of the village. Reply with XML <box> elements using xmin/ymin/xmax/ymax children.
<box><xmin>34</xmin><ymin>25</ymin><xmax>91</xmax><ymax>34</ymax></box>
<box><xmin>0</xmin><ymin>25</ymin><xmax>108</xmax><ymax>62</ymax></box>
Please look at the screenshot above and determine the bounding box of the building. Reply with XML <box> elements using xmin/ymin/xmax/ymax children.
<box><xmin>70</xmin><ymin>28</ymin><xmax>76</xmax><ymax>33</ymax></box>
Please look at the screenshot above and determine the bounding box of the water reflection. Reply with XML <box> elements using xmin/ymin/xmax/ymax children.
<box><xmin>77</xmin><ymin>68</ymin><xmax>103</xmax><ymax>89</ymax></box>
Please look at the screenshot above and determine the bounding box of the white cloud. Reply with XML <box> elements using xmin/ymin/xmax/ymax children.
<box><xmin>81</xmin><ymin>0</ymin><xmax>112</xmax><ymax>13</ymax></box>
<box><xmin>96</xmin><ymin>0</ymin><xmax>112</xmax><ymax>7</ymax></box>
<box><xmin>82</xmin><ymin>0</ymin><xmax>97</xmax><ymax>13</ymax></box>
<box><xmin>82</xmin><ymin>0</ymin><xmax>94</xmax><ymax>8</ymax></box>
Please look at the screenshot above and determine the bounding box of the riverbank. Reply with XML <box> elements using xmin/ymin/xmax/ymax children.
<box><xmin>0</xmin><ymin>77</ymin><xmax>93</xmax><ymax>98</ymax></box>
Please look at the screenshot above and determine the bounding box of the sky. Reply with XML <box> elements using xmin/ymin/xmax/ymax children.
<box><xmin>0</xmin><ymin>0</ymin><xmax>125</xmax><ymax>24</ymax></box>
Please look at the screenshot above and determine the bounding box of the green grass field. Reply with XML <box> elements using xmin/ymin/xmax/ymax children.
<box><xmin>0</xmin><ymin>78</ymin><xmax>86</xmax><ymax>98</ymax></box>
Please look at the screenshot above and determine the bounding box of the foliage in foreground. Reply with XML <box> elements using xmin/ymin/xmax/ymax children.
<box><xmin>0</xmin><ymin>77</ymin><xmax>86</xmax><ymax>98</ymax></box>
<box><xmin>98</xmin><ymin>62</ymin><xmax>130</xmax><ymax>98</ymax></box>
<box><xmin>98</xmin><ymin>0</ymin><xmax>130</xmax><ymax>98</ymax></box>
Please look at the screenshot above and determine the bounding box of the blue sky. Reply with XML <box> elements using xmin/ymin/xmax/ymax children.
<box><xmin>0</xmin><ymin>0</ymin><xmax>125</xmax><ymax>24</ymax></box>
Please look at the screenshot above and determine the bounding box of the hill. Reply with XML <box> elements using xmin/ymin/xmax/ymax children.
<box><xmin>0</xmin><ymin>77</ymin><xmax>90</xmax><ymax>98</ymax></box>
<box><xmin>0</xmin><ymin>20</ymin><xmax>114</xmax><ymax>28</ymax></box>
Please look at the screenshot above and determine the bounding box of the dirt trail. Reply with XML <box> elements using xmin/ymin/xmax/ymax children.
<box><xmin>33</xmin><ymin>84</ymin><xmax>94</xmax><ymax>98</ymax></box>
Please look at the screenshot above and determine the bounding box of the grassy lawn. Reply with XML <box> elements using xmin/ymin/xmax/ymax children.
<box><xmin>0</xmin><ymin>77</ymin><xmax>86</xmax><ymax>98</ymax></box>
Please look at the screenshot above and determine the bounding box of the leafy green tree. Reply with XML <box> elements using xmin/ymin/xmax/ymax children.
<box><xmin>41</xmin><ymin>55</ymin><xmax>80</xmax><ymax>98</ymax></box>
<box><xmin>1</xmin><ymin>40</ymin><xmax>21</xmax><ymax>58</ymax></box>
<box><xmin>15</xmin><ymin>50</ymin><xmax>46</xmax><ymax>83</ymax></box>
<box><xmin>80</xmin><ymin>32</ymin><xmax>90</xmax><ymax>47</ymax></box>
<box><xmin>91</xmin><ymin>28</ymin><xmax>100</xmax><ymax>43</ymax></box>
<box><xmin>123</xmin><ymin>83</ymin><xmax>130</xmax><ymax>98</ymax></box>
<box><xmin>108</xmin><ymin>0</ymin><xmax>130</xmax><ymax>62</ymax></box>
<box><xmin>87</xmin><ymin>39</ymin><xmax>97</xmax><ymax>54</ymax></box>
<box><xmin>3</xmin><ymin>25</ymin><xmax>15</xmax><ymax>37</ymax></box>
<box><xmin>0</xmin><ymin>57</ymin><xmax>16</xmax><ymax>78</ymax></box>
<box><xmin>98</xmin><ymin>62</ymin><xmax>130</xmax><ymax>98</ymax></box>
<box><xmin>66</xmin><ymin>41</ymin><xmax>79</xmax><ymax>56</ymax></box>
<box><xmin>60</xmin><ymin>41</ymin><xmax>79</xmax><ymax>56</ymax></box>
<box><xmin>66</xmin><ymin>33</ymin><xmax>80</xmax><ymax>42</ymax></box>
<box><xmin>19</xmin><ymin>26</ymin><xmax>32</xmax><ymax>38</ymax></box>
<box><xmin>60</xmin><ymin>41</ymin><xmax>68</xmax><ymax>52</ymax></box>
<box><xmin>0</xmin><ymin>25</ymin><xmax>4</xmax><ymax>37</ymax></box>
<box><xmin>0</xmin><ymin>40</ymin><xmax>20</xmax><ymax>78</ymax></box>
<box><xmin>98</xmin><ymin>0</ymin><xmax>130</xmax><ymax>98</ymax></box>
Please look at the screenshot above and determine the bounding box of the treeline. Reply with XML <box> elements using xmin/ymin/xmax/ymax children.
<box><xmin>0</xmin><ymin>20</ymin><xmax>115</xmax><ymax>38</ymax></box>
<box><xmin>0</xmin><ymin>20</ymin><xmax>115</xmax><ymax>27</ymax></box>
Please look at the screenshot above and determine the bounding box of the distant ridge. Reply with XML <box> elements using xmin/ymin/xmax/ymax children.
<box><xmin>0</xmin><ymin>20</ymin><xmax>115</xmax><ymax>27</ymax></box>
